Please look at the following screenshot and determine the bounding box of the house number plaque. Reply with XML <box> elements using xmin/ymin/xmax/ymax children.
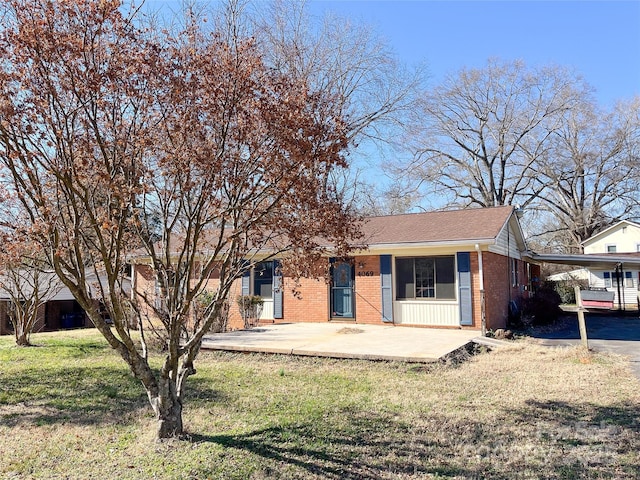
<box><xmin>357</xmin><ymin>271</ymin><xmax>375</xmax><ymax>277</ymax></box>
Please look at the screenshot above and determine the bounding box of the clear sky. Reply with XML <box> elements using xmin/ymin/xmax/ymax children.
<box><xmin>308</xmin><ymin>0</ymin><xmax>640</xmax><ymax>107</ymax></box>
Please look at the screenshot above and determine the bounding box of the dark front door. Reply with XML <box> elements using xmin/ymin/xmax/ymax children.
<box><xmin>331</xmin><ymin>261</ymin><xmax>354</xmax><ymax>319</ymax></box>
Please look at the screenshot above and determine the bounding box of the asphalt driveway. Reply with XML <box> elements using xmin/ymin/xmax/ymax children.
<box><xmin>528</xmin><ymin>313</ymin><xmax>640</xmax><ymax>379</ymax></box>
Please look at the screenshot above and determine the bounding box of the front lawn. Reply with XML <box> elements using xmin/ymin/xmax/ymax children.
<box><xmin>0</xmin><ymin>330</ymin><xmax>638</xmax><ymax>479</ymax></box>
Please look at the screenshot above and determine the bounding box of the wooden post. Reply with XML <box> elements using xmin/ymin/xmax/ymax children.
<box><xmin>574</xmin><ymin>286</ymin><xmax>589</xmax><ymax>349</ymax></box>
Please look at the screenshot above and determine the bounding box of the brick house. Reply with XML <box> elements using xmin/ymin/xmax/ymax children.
<box><xmin>0</xmin><ymin>271</ymin><xmax>129</xmax><ymax>336</ymax></box>
<box><xmin>133</xmin><ymin>205</ymin><xmax>539</xmax><ymax>331</ymax></box>
<box><xmin>0</xmin><ymin>272</ymin><xmax>88</xmax><ymax>336</ymax></box>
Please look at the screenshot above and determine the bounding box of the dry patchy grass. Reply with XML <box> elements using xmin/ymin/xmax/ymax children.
<box><xmin>0</xmin><ymin>330</ymin><xmax>639</xmax><ymax>479</ymax></box>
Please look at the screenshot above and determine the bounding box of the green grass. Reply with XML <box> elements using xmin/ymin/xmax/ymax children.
<box><xmin>1</xmin><ymin>330</ymin><xmax>639</xmax><ymax>479</ymax></box>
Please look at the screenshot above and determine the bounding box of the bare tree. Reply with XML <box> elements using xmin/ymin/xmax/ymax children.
<box><xmin>0</xmin><ymin>0</ymin><xmax>360</xmax><ymax>439</ymax></box>
<box><xmin>0</xmin><ymin>237</ymin><xmax>62</xmax><ymax>346</ymax></box>
<box><xmin>250</xmin><ymin>0</ymin><xmax>424</xmax><ymax>146</ymax></box>
<box><xmin>403</xmin><ymin>59</ymin><xmax>588</xmax><ymax>209</ymax></box>
<box><xmin>532</xmin><ymin>96</ymin><xmax>640</xmax><ymax>251</ymax></box>
<box><xmin>242</xmin><ymin>0</ymin><xmax>425</xmax><ymax>213</ymax></box>
<box><xmin>165</xmin><ymin>0</ymin><xmax>424</xmax><ymax>217</ymax></box>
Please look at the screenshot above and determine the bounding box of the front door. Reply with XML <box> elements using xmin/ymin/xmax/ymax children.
<box><xmin>330</xmin><ymin>261</ymin><xmax>354</xmax><ymax>319</ymax></box>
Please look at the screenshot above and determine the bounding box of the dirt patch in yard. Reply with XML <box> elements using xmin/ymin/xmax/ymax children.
<box><xmin>336</xmin><ymin>327</ymin><xmax>365</xmax><ymax>334</ymax></box>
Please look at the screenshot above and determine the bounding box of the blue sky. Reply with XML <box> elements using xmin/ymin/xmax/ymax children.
<box><xmin>309</xmin><ymin>0</ymin><xmax>640</xmax><ymax>107</ymax></box>
<box><xmin>145</xmin><ymin>0</ymin><xmax>639</xmax><ymax>200</ymax></box>
<box><xmin>146</xmin><ymin>0</ymin><xmax>640</xmax><ymax>106</ymax></box>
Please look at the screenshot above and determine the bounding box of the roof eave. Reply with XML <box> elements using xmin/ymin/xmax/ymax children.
<box><xmin>363</xmin><ymin>238</ymin><xmax>497</xmax><ymax>251</ymax></box>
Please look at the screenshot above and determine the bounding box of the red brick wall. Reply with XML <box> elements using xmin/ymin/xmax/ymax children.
<box><xmin>353</xmin><ymin>255</ymin><xmax>383</xmax><ymax>325</ymax></box>
<box><xmin>34</xmin><ymin>304</ymin><xmax>46</xmax><ymax>332</ymax></box>
<box><xmin>481</xmin><ymin>252</ymin><xmax>537</xmax><ymax>330</ymax></box>
<box><xmin>134</xmin><ymin>263</ymin><xmax>247</xmax><ymax>331</ymax></box>
<box><xmin>279</xmin><ymin>276</ymin><xmax>329</xmax><ymax>324</ymax></box>
<box><xmin>0</xmin><ymin>301</ymin><xmax>54</xmax><ymax>336</ymax></box>
<box><xmin>225</xmin><ymin>277</ymin><xmax>247</xmax><ymax>330</ymax></box>
<box><xmin>275</xmin><ymin>255</ymin><xmax>385</xmax><ymax>325</ymax></box>
<box><xmin>0</xmin><ymin>301</ymin><xmax>9</xmax><ymax>335</ymax></box>
<box><xmin>133</xmin><ymin>264</ymin><xmax>158</xmax><ymax>328</ymax></box>
<box><xmin>482</xmin><ymin>252</ymin><xmax>510</xmax><ymax>330</ymax></box>
<box><xmin>133</xmin><ymin>254</ymin><xmax>540</xmax><ymax>332</ymax></box>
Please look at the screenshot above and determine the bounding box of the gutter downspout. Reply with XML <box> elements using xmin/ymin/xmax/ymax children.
<box><xmin>130</xmin><ymin>263</ymin><xmax>136</xmax><ymax>301</ymax></box>
<box><xmin>476</xmin><ymin>244</ymin><xmax>486</xmax><ymax>336</ymax></box>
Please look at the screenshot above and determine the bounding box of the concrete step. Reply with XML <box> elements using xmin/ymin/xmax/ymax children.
<box><xmin>471</xmin><ymin>336</ymin><xmax>512</xmax><ymax>348</ymax></box>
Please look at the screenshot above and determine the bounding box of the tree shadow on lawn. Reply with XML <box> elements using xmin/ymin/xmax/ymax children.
<box><xmin>191</xmin><ymin>411</ymin><xmax>514</xmax><ymax>480</ymax></box>
<box><xmin>0</xmin><ymin>365</ymin><xmax>226</xmax><ymax>428</ymax></box>
<box><xmin>511</xmin><ymin>399</ymin><xmax>640</xmax><ymax>478</ymax></box>
<box><xmin>187</xmin><ymin>401</ymin><xmax>640</xmax><ymax>480</ymax></box>
<box><xmin>518</xmin><ymin>399</ymin><xmax>640</xmax><ymax>428</ymax></box>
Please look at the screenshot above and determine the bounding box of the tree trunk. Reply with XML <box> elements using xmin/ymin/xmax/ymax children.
<box><xmin>15</xmin><ymin>332</ymin><xmax>31</xmax><ymax>347</ymax></box>
<box><xmin>14</xmin><ymin>322</ymin><xmax>31</xmax><ymax>347</ymax></box>
<box><xmin>150</xmin><ymin>377</ymin><xmax>184</xmax><ymax>439</ymax></box>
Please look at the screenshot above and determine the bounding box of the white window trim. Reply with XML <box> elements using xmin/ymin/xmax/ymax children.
<box><xmin>394</xmin><ymin>255</ymin><xmax>458</xmax><ymax>301</ymax></box>
<box><xmin>624</xmin><ymin>271</ymin><xmax>634</xmax><ymax>288</ymax></box>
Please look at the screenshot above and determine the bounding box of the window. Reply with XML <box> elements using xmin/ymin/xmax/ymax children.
<box><xmin>606</xmin><ymin>245</ymin><xmax>617</xmax><ymax>253</ymax></box>
<box><xmin>396</xmin><ymin>256</ymin><xmax>455</xmax><ymax>300</ymax></box>
<box><xmin>604</xmin><ymin>270</ymin><xmax>633</xmax><ymax>288</ymax></box>
<box><xmin>253</xmin><ymin>261</ymin><xmax>273</xmax><ymax>298</ymax></box>
<box><xmin>124</xmin><ymin>263</ymin><xmax>133</xmax><ymax>279</ymax></box>
<box><xmin>511</xmin><ymin>258</ymin><xmax>519</xmax><ymax>287</ymax></box>
<box><xmin>624</xmin><ymin>271</ymin><xmax>634</xmax><ymax>288</ymax></box>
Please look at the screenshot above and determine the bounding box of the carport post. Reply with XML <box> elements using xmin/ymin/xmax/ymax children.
<box><xmin>574</xmin><ymin>286</ymin><xmax>589</xmax><ymax>349</ymax></box>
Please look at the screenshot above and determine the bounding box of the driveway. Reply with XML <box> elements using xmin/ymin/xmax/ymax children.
<box><xmin>201</xmin><ymin>322</ymin><xmax>481</xmax><ymax>363</ymax></box>
<box><xmin>528</xmin><ymin>313</ymin><xmax>640</xmax><ymax>379</ymax></box>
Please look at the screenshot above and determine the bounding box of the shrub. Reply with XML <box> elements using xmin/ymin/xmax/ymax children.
<box><xmin>521</xmin><ymin>286</ymin><xmax>562</xmax><ymax>326</ymax></box>
<box><xmin>194</xmin><ymin>292</ymin><xmax>230</xmax><ymax>333</ymax></box>
<box><xmin>548</xmin><ymin>279</ymin><xmax>589</xmax><ymax>304</ymax></box>
<box><xmin>237</xmin><ymin>295</ymin><xmax>264</xmax><ymax>329</ymax></box>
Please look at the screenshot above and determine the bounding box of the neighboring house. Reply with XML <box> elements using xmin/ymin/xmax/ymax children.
<box><xmin>580</xmin><ymin>220</ymin><xmax>640</xmax><ymax>309</ymax></box>
<box><xmin>546</xmin><ymin>268</ymin><xmax>593</xmax><ymax>283</ymax></box>
<box><xmin>132</xmin><ymin>205</ymin><xmax>540</xmax><ymax>331</ymax></box>
<box><xmin>0</xmin><ymin>271</ymin><xmax>85</xmax><ymax>336</ymax></box>
<box><xmin>0</xmin><ymin>271</ymin><xmax>131</xmax><ymax>336</ymax></box>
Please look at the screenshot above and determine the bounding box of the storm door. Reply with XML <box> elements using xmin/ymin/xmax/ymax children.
<box><xmin>330</xmin><ymin>261</ymin><xmax>355</xmax><ymax>319</ymax></box>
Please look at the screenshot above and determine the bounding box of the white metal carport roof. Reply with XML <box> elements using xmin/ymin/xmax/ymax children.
<box><xmin>525</xmin><ymin>252</ymin><xmax>640</xmax><ymax>269</ymax></box>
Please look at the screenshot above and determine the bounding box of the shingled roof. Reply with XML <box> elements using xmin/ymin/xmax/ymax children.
<box><xmin>361</xmin><ymin>205</ymin><xmax>515</xmax><ymax>246</ymax></box>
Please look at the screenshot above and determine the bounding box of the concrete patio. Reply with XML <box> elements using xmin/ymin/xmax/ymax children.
<box><xmin>201</xmin><ymin>322</ymin><xmax>481</xmax><ymax>362</ymax></box>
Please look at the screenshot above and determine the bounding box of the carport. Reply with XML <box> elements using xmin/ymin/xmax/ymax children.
<box><xmin>527</xmin><ymin>252</ymin><xmax>640</xmax><ymax>311</ymax></box>
<box><xmin>526</xmin><ymin>251</ymin><xmax>640</xmax><ymax>379</ymax></box>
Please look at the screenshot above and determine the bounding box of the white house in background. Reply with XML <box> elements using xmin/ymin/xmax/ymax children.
<box><xmin>581</xmin><ymin>220</ymin><xmax>640</xmax><ymax>309</ymax></box>
<box><xmin>546</xmin><ymin>267</ymin><xmax>595</xmax><ymax>283</ymax></box>
<box><xmin>583</xmin><ymin>220</ymin><xmax>640</xmax><ymax>255</ymax></box>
